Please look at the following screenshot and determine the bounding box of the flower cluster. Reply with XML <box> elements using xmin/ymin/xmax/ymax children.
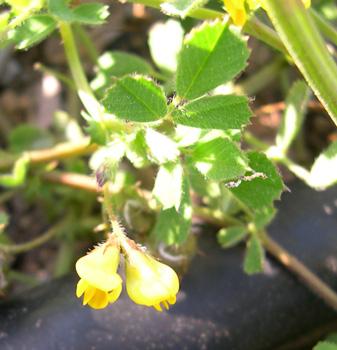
<box><xmin>76</xmin><ymin>237</ymin><xmax>179</xmax><ymax>311</ymax></box>
<box><xmin>223</xmin><ymin>0</ymin><xmax>311</xmax><ymax>26</ymax></box>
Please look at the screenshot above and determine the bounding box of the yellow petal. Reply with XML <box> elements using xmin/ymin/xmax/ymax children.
<box><xmin>76</xmin><ymin>245</ymin><xmax>122</xmax><ymax>291</ymax></box>
<box><xmin>76</xmin><ymin>279</ymin><xmax>88</xmax><ymax>298</ymax></box>
<box><xmin>153</xmin><ymin>303</ymin><xmax>162</xmax><ymax>312</ymax></box>
<box><xmin>107</xmin><ymin>283</ymin><xmax>122</xmax><ymax>304</ymax></box>
<box><xmin>87</xmin><ymin>289</ymin><xmax>109</xmax><ymax>309</ymax></box>
<box><xmin>223</xmin><ymin>0</ymin><xmax>247</xmax><ymax>26</ymax></box>
<box><xmin>302</xmin><ymin>0</ymin><xmax>310</xmax><ymax>8</ymax></box>
<box><xmin>83</xmin><ymin>285</ymin><xmax>97</xmax><ymax>305</ymax></box>
<box><xmin>162</xmin><ymin>300</ymin><xmax>169</xmax><ymax>310</ymax></box>
<box><xmin>167</xmin><ymin>295</ymin><xmax>176</xmax><ymax>305</ymax></box>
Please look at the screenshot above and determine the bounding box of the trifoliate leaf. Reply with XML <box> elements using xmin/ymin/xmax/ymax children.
<box><xmin>9</xmin><ymin>14</ymin><xmax>57</xmax><ymax>49</ymax></box>
<box><xmin>176</xmin><ymin>18</ymin><xmax>249</xmax><ymax>100</ymax></box>
<box><xmin>102</xmin><ymin>76</ymin><xmax>168</xmax><ymax>122</ymax></box>
<box><xmin>276</xmin><ymin>80</ymin><xmax>310</xmax><ymax>153</ymax></box>
<box><xmin>148</xmin><ymin>19</ymin><xmax>184</xmax><ymax>74</ymax></box>
<box><xmin>193</xmin><ymin>137</ymin><xmax>249</xmax><ymax>181</ymax></box>
<box><xmin>172</xmin><ymin>94</ymin><xmax>252</xmax><ymax>130</ymax></box>
<box><xmin>244</xmin><ymin>237</ymin><xmax>264</xmax><ymax>274</ymax></box>
<box><xmin>153</xmin><ymin>162</ymin><xmax>183</xmax><ymax>210</ymax></box>
<box><xmin>145</xmin><ymin>129</ymin><xmax>179</xmax><ymax>164</ymax></box>
<box><xmin>308</xmin><ymin>140</ymin><xmax>337</xmax><ymax>188</ymax></box>
<box><xmin>229</xmin><ymin>151</ymin><xmax>285</xmax><ymax>211</ymax></box>
<box><xmin>152</xmin><ymin>176</ymin><xmax>192</xmax><ymax>245</ymax></box>
<box><xmin>217</xmin><ymin>226</ymin><xmax>248</xmax><ymax>248</ymax></box>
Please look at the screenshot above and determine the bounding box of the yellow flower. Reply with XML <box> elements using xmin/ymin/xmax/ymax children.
<box><xmin>124</xmin><ymin>240</ymin><xmax>179</xmax><ymax>312</ymax></box>
<box><xmin>76</xmin><ymin>242</ymin><xmax>122</xmax><ymax>309</ymax></box>
<box><xmin>224</xmin><ymin>0</ymin><xmax>311</xmax><ymax>26</ymax></box>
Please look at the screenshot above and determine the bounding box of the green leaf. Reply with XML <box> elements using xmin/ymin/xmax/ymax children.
<box><xmin>84</xmin><ymin>120</ymin><xmax>106</xmax><ymax>146</ymax></box>
<box><xmin>152</xmin><ymin>176</ymin><xmax>192</xmax><ymax>245</ymax></box>
<box><xmin>175</xmin><ymin>125</ymin><xmax>202</xmax><ymax>147</ymax></box>
<box><xmin>91</xmin><ymin>51</ymin><xmax>153</xmax><ymax>96</ymax></box>
<box><xmin>244</xmin><ymin>237</ymin><xmax>264</xmax><ymax>274</ymax></box>
<box><xmin>7</xmin><ymin>0</ymin><xmax>43</xmax><ymax>11</ymax></box>
<box><xmin>72</xmin><ymin>3</ymin><xmax>109</xmax><ymax>25</ymax></box>
<box><xmin>148</xmin><ymin>19</ymin><xmax>184</xmax><ymax>73</ymax></box>
<box><xmin>193</xmin><ymin>137</ymin><xmax>249</xmax><ymax>181</ymax></box>
<box><xmin>145</xmin><ymin>129</ymin><xmax>179</xmax><ymax>164</ymax></box>
<box><xmin>253</xmin><ymin>207</ymin><xmax>277</xmax><ymax>229</ymax></box>
<box><xmin>9</xmin><ymin>14</ymin><xmax>57</xmax><ymax>49</ymax></box>
<box><xmin>9</xmin><ymin>124</ymin><xmax>54</xmax><ymax>152</ymax></box>
<box><xmin>102</xmin><ymin>76</ymin><xmax>168</xmax><ymax>122</ymax></box>
<box><xmin>0</xmin><ymin>154</ymin><xmax>30</xmax><ymax>188</ymax></box>
<box><xmin>48</xmin><ymin>0</ymin><xmax>73</xmax><ymax>22</ymax></box>
<box><xmin>176</xmin><ymin>18</ymin><xmax>249</xmax><ymax>100</ymax></box>
<box><xmin>276</xmin><ymin>80</ymin><xmax>310</xmax><ymax>153</ymax></box>
<box><xmin>0</xmin><ymin>12</ymin><xmax>10</xmax><ymax>32</ymax></box>
<box><xmin>153</xmin><ymin>162</ymin><xmax>183</xmax><ymax>210</ymax></box>
<box><xmin>308</xmin><ymin>140</ymin><xmax>337</xmax><ymax>188</ymax></box>
<box><xmin>217</xmin><ymin>226</ymin><xmax>248</xmax><ymax>248</ymax></box>
<box><xmin>125</xmin><ymin>131</ymin><xmax>150</xmax><ymax>168</ymax></box>
<box><xmin>229</xmin><ymin>151</ymin><xmax>285</xmax><ymax>211</ymax></box>
<box><xmin>313</xmin><ymin>342</ymin><xmax>337</xmax><ymax>350</ymax></box>
<box><xmin>161</xmin><ymin>0</ymin><xmax>209</xmax><ymax>18</ymax></box>
<box><xmin>172</xmin><ymin>94</ymin><xmax>252</xmax><ymax>130</ymax></box>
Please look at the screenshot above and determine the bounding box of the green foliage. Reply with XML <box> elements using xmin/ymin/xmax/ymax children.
<box><xmin>91</xmin><ymin>51</ymin><xmax>153</xmax><ymax>96</ymax></box>
<box><xmin>313</xmin><ymin>342</ymin><xmax>337</xmax><ymax>350</ymax></box>
<box><xmin>244</xmin><ymin>237</ymin><xmax>264</xmax><ymax>274</ymax></box>
<box><xmin>229</xmin><ymin>151</ymin><xmax>285</xmax><ymax>211</ymax></box>
<box><xmin>0</xmin><ymin>155</ymin><xmax>30</xmax><ymax>188</ymax></box>
<box><xmin>9</xmin><ymin>124</ymin><xmax>54</xmax><ymax>152</ymax></box>
<box><xmin>152</xmin><ymin>175</ymin><xmax>192</xmax><ymax>245</ymax></box>
<box><xmin>193</xmin><ymin>137</ymin><xmax>249</xmax><ymax>181</ymax></box>
<box><xmin>175</xmin><ymin>19</ymin><xmax>249</xmax><ymax>100</ymax></box>
<box><xmin>102</xmin><ymin>76</ymin><xmax>168</xmax><ymax>122</ymax></box>
<box><xmin>172</xmin><ymin>94</ymin><xmax>253</xmax><ymax>130</ymax></box>
<box><xmin>217</xmin><ymin>226</ymin><xmax>248</xmax><ymax>248</ymax></box>
<box><xmin>9</xmin><ymin>14</ymin><xmax>57</xmax><ymax>49</ymax></box>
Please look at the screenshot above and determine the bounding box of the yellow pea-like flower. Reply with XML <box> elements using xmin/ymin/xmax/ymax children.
<box><xmin>124</xmin><ymin>240</ymin><xmax>179</xmax><ymax>312</ymax></box>
<box><xmin>76</xmin><ymin>242</ymin><xmax>122</xmax><ymax>309</ymax></box>
<box><xmin>224</xmin><ymin>0</ymin><xmax>311</xmax><ymax>26</ymax></box>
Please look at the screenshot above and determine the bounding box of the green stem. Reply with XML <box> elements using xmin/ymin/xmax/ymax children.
<box><xmin>261</xmin><ymin>230</ymin><xmax>337</xmax><ymax>312</ymax></box>
<box><xmin>34</xmin><ymin>62</ymin><xmax>76</xmax><ymax>90</ymax></box>
<box><xmin>59</xmin><ymin>21</ymin><xmax>102</xmax><ymax>122</ymax></box>
<box><xmin>262</xmin><ymin>0</ymin><xmax>337</xmax><ymax>126</ymax></box>
<box><xmin>192</xmin><ymin>206</ymin><xmax>244</xmax><ymax>227</ymax></box>
<box><xmin>73</xmin><ymin>23</ymin><xmax>99</xmax><ymax>64</ymax></box>
<box><xmin>0</xmin><ymin>217</ymin><xmax>70</xmax><ymax>255</ymax></box>
<box><xmin>103</xmin><ymin>182</ymin><xmax>125</xmax><ymax>240</ymax></box>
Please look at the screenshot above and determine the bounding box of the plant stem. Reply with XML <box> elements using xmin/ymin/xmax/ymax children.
<box><xmin>34</xmin><ymin>62</ymin><xmax>76</xmax><ymax>90</ymax></box>
<box><xmin>0</xmin><ymin>217</ymin><xmax>70</xmax><ymax>255</ymax></box>
<box><xmin>260</xmin><ymin>230</ymin><xmax>337</xmax><ymax>312</ymax></box>
<box><xmin>59</xmin><ymin>21</ymin><xmax>103</xmax><ymax>122</ymax></box>
<box><xmin>0</xmin><ymin>138</ymin><xmax>97</xmax><ymax>172</ymax></box>
<box><xmin>103</xmin><ymin>182</ymin><xmax>125</xmax><ymax>239</ymax></box>
<box><xmin>262</xmin><ymin>0</ymin><xmax>337</xmax><ymax>126</ymax></box>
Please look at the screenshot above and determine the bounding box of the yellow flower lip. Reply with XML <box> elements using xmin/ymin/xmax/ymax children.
<box><xmin>124</xmin><ymin>240</ymin><xmax>180</xmax><ymax>312</ymax></box>
<box><xmin>75</xmin><ymin>242</ymin><xmax>123</xmax><ymax>309</ymax></box>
